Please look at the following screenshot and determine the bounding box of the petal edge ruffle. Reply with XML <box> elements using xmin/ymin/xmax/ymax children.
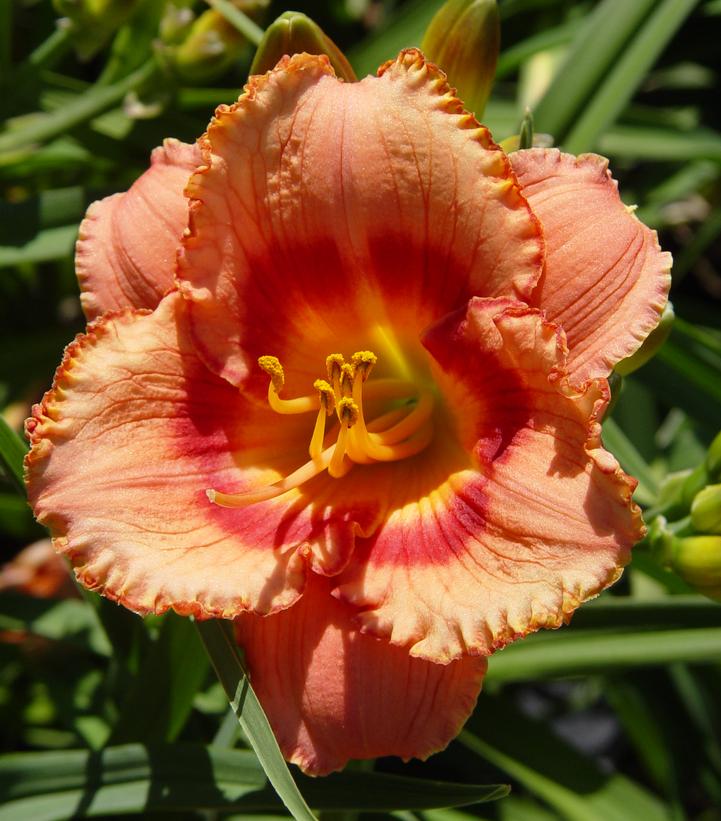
<box><xmin>511</xmin><ymin>148</ymin><xmax>672</xmax><ymax>381</ymax></box>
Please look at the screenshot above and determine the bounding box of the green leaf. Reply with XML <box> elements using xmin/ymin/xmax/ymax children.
<box><xmin>533</xmin><ymin>0</ymin><xmax>658</xmax><ymax>141</ymax></box>
<box><xmin>602</xmin><ymin>417</ymin><xmax>659</xmax><ymax>505</ymax></box>
<box><xmin>110</xmin><ymin>612</ymin><xmax>210</xmax><ymax>744</ymax></box>
<box><xmin>562</xmin><ymin>0</ymin><xmax>700</xmax><ymax>154</ymax></box>
<box><xmin>0</xmin><ymin>743</ymin><xmax>509</xmax><ymax>819</ymax></box>
<box><xmin>598</xmin><ymin>124</ymin><xmax>721</xmax><ymax>163</ymax></box>
<box><xmin>195</xmin><ymin>618</ymin><xmax>317</xmax><ymax>821</ymax></box>
<box><xmin>0</xmin><ymin>415</ymin><xmax>28</xmax><ymax>495</ymax></box>
<box><xmin>0</xmin><ymin>224</ymin><xmax>78</xmax><ymax>268</ymax></box>
<box><xmin>0</xmin><ymin>594</ymin><xmax>112</xmax><ymax>657</ymax></box>
<box><xmin>0</xmin><ymin>60</ymin><xmax>157</xmax><ymax>156</ymax></box>
<box><xmin>205</xmin><ymin>0</ymin><xmax>264</xmax><ymax>46</ymax></box>
<box><xmin>461</xmin><ymin>694</ymin><xmax>667</xmax><ymax>821</ymax></box>
<box><xmin>487</xmin><ymin>624</ymin><xmax>721</xmax><ymax>683</ymax></box>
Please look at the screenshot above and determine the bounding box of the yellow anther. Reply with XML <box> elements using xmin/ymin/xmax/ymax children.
<box><xmin>326</xmin><ymin>354</ymin><xmax>345</xmax><ymax>383</ymax></box>
<box><xmin>339</xmin><ymin>363</ymin><xmax>355</xmax><ymax>398</ymax></box>
<box><xmin>351</xmin><ymin>350</ymin><xmax>377</xmax><ymax>381</ymax></box>
<box><xmin>337</xmin><ymin>397</ymin><xmax>359</xmax><ymax>427</ymax></box>
<box><xmin>258</xmin><ymin>355</ymin><xmax>285</xmax><ymax>392</ymax></box>
<box><xmin>313</xmin><ymin>379</ymin><xmax>335</xmax><ymax>415</ymax></box>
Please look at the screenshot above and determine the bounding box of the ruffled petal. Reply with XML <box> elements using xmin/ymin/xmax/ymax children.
<box><xmin>235</xmin><ymin>573</ymin><xmax>486</xmax><ymax>775</ymax></box>
<box><xmin>511</xmin><ymin>148</ymin><xmax>672</xmax><ymax>381</ymax></box>
<box><xmin>77</xmin><ymin>139</ymin><xmax>201</xmax><ymax>320</ymax></box>
<box><xmin>334</xmin><ymin>297</ymin><xmax>643</xmax><ymax>663</ymax></box>
<box><xmin>179</xmin><ymin>49</ymin><xmax>543</xmax><ymax>385</ymax></box>
<box><xmin>25</xmin><ymin>292</ymin><xmax>325</xmax><ymax>617</ymax></box>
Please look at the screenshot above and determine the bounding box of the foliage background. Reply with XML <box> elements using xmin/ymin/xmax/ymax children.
<box><xmin>1</xmin><ymin>0</ymin><xmax>721</xmax><ymax>818</ymax></box>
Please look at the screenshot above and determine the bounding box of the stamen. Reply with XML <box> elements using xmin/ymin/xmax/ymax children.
<box><xmin>309</xmin><ymin>379</ymin><xmax>335</xmax><ymax>461</ymax></box>
<box><xmin>351</xmin><ymin>350</ymin><xmax>377</xmax><ymax>381</ymax></box>
<box><xmin>339</xmin><ymin>363</ymin><xmax>355</xmax><ymax>398</ymax></box>
<box><xmin>259</xmin><ymin>355</ymin><xmax>318</xmax><ymax>415</ymax></box>
<box><xmin>207</xmin><ymin>445</ymin><xmax>335</xmax><ymax>509</ymax></box>
<box><xmin>326</xmin><ymin>354</ymin><xmax>345</xmax><ymax>395</ymax></box>
<box><xmin>329</xmin><ymin>398</ymin><xmax>359</xmax><ymax>478</ymax></box>
<box><xmin>208</xmin><ymin>350</ymin><xmax>435</xmax><ymax>510</ymax></box>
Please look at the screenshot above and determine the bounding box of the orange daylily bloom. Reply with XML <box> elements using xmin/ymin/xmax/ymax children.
<box><xmin>25</xmin><ymin>50</ymin><xmax>670</xmax><ymax>775</ymax></box>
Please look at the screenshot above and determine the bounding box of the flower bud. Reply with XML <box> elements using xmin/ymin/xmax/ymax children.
<box><xmin>615</xmin><ymin>300</ymin><xmax>674</xmax><ymax>376</ymax></box>
<box><xmin>691</xmin><ymin>484</ymin><xmax>721</xmax><ymax>535</ymax></box>
<box><xmin>170</xmin><ymin>10</ymin><xmax>248</xmax><ymax>83</ymax></box>
<box><xmin>421</xmin><ymin>0</ymin><xmax>500</xmax><ymax>118</ymax></box>
<box><xmin>706</xmin><ymin>430</ymin><xmax>721</xmax><ymax>480</ymax></box>
<box><xmin>681</xmin><ymin>462</ymin><xmax>709</xmax><ymax>512</ymax></box>
<box><xmin>52</xmin><ymin>0</ymin><xmax>141</xmax><ymax>59</ymax></box>
<box><xmin>250</xmin><ymin>11</ymin><xmax>357</xmax><ymax>82</ymax></box>
<box><xmin>670</xmin><ymin>535</ymin><xmax>721</xmax><ymax>602</ymax></box>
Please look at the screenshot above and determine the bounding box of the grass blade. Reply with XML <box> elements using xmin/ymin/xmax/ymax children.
<box><xmin>602</xmin><ymin>417</ymin><xmax>659</xmax><ymax>505</ymax></box>
<box><xmin>0</xmin><ymin>743</ymin><xmax>509</xmax><ymax>819</ymax></box>
<box><xmin>563</xmin><ymin>0</ymin><xmax>699</xmax><ymax>154</ymax></box>
<box><xmin>487</xmin><ymin>625</ymin><xmax>721</xmax><ymax>683</ymax></box>
<box><xmin>461</xmin><ymin>694</ymin><xmax>667</xmax><ymax>821</ymax></box>
<box><xmin>533</xmin><ymin>0</ymin><xmax>657</xmax><ymax>141</ymax></box>
<box><xmin>195</xmin><ymin>619</ymin><xmax>316</xmax><ymax>821</ymax></box>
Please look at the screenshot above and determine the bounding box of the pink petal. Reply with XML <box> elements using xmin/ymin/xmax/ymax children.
<box><xmin>25</xmin><ymin>293</ymin><xmax>319</xmax><ymax>618</ymax></box>
<box><xmin>511</xmin><ymin>148</ymin><xmax>672</xmax><ymax>381</ymax></box>
<box><xmin>334</xmin><ymin>297</ymin><xmax>643</xmax><ymax>663</ymax></box>
<box><xmin>178</xmin><ymin>50</ymin><xmax>543</xmax><ymax>385</ymax></box>
<box><xmin>77</xmin><ymin>139</ymin><xmax>201</xmax><ymax>320</ymax></box>
<box><xmin>235</xmin><ymin>573</ymin><xmax>486</xmax><ymax>775</ymax></box>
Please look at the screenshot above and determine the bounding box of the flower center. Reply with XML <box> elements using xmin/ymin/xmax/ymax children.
<box><xmin>206</xmin><ymin>351</ymin><xmax>435</xmax><ymax>508</ymax></box>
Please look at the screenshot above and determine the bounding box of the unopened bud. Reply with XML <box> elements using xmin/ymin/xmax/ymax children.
<box><xmin>681</xmin><ymin>462</ymin><xmax>709</xmax><ymax>512</ymax></box>
<box><xmin>251</xmin><ymin>11</ymin><xmax>357</xmax><ymax>82</ymax></box>
<box><xmin>706</xmin><ymin>430</ymin><xmax>721</xmax><ymax>480</ymax></box>
<box><xmin>421</xmin><ymin>0</ymin><xmax>500</xmax><ymax>118</ymax></box>
<box><xmin>53</xmin><ymin>0</ymin><xmax>141</xmax><ymax>59</ymax></box>
<box><xmin>670</xmin><ymin>534</ymin><xmax>721</xmax><ymax>602</ymax></box>
<box><xmin>615</xmin><ymin>301</ymin><xmax>674</xmax><ymax>376</ymax></box>
<box><xmin>170</xmin><ymin>10</ymin><xmax>247</xmax><ymax>83</ymax></box>
<box><xmin>691</xmin><ymin>484</ymin><xmax>721</xmax><ymax>535</ymax></box>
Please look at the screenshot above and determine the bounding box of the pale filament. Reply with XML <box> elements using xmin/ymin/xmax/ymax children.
<box><xmin>207</xmin><ymin>351</ymin><xmax>434</xmax><ymax>508</ymax></box>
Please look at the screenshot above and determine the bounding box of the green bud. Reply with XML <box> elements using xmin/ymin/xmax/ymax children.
<box><xmin>670</xmin><ymin>535</ymin><xmax>721</xmax><ymax>601</ymax></box>
<box><xmin>615</xmin><ymin>300</ymin><xmax>674</xmax><ymax>376</ymax></box>
<box><xmin>691</xmin><ymin>484</ymin><xmax>721</xmax><ymax>535</ymax></box>
<box><xmin>52</xmin><ymin>0</ymin><xmax>141</xmax><ymax>59</ymax></box>
<box><xmin>681</xmin><ymin>462</ymin><xmax>710</xmax><ymax>512</ymax></box>
<box><xmin>171</xmin><ymin>11</ymin><xmax>244</xmax><ymax>83</ymax></box>
<box><xmin>421</xmin><ymin>0</ymin><xmax>500</xmax><ymax>118</ymax></box>
<box><xmin>706</xmin><ymin>430</ymin><xmax>721</xmax><ymax>480</ymax></box>
<box><xmin>250</xmin><ymin>12</ymin><xmax>357</xmax><ymax>82</ymax></box>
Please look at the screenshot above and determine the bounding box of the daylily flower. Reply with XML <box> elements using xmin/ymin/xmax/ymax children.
<box><xmin>25</xmin><ymin>50</ymin><xmax>670</xmax><ymax>775</ymax></box>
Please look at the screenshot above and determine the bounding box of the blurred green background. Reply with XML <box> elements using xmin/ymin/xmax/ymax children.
<box><xmin>1</xmin><ymin>1</ymin><xmax>721</xmax><ymax>819</ymax></box>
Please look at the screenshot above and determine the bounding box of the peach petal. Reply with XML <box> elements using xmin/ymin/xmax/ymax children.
<box><xmin>511</xmin><ymin>148</ymin><xmax>672</xmax><ymax>381</ymax></box>
<box><xmin>179</xmin><ymin>49</ymin><xmax>543</xmax><ymax>385</ymax></box>
<box><xmin>334</xmin><ymin>297</ymin><xmax>643</xmax><ymax>663</ymax></box>
<box><xmin>235</xmin><ymin>573</ymin><xmax>486</xmax><ymax>775</ymax></box>
<box><xmin>77</xmin><ymin>139</ymin><xmax>201</xmax><ymax>320</ymax></box>
<box><xmin>24</xmin><ymin>292</ymin><xmax>319</xmax><ymax>618</ymax></box>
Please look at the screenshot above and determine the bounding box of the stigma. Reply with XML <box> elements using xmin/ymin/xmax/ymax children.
<box><xmin>206</xmin><ymin>351</ymin><xmax>435</xmax><ymax>508</ymax></box>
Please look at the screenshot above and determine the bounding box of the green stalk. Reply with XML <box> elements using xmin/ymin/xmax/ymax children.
<box><xmin>0</xmin><ymin>59</ymin><xmax>156</xmax><ymax>155</ymax></box>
